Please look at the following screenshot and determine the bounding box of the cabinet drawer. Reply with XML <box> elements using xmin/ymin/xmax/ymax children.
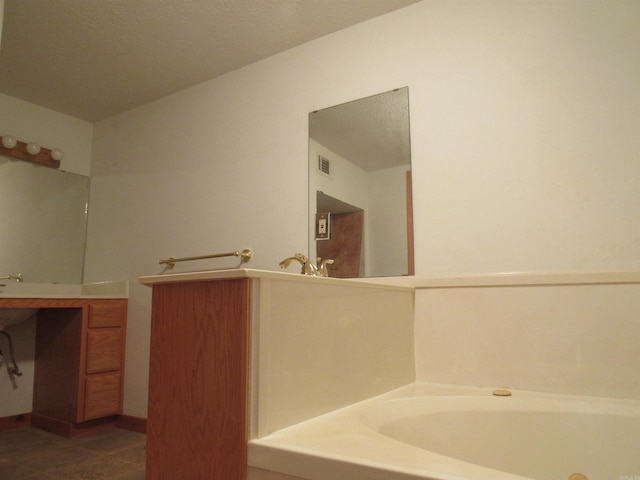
<box><xmin>84</xmin><ymin>371</ymin><xmax>122</xmax><ymax>420</ymax></box>
<box><xmin>89</xmin><ymin>302</ymin><xmax>126</xmax><ymax>328</ymax></box>
<box><xmin>86</xmin><ymin>328</ymin><xmax>122</xmax><ymax>373</ymax></box>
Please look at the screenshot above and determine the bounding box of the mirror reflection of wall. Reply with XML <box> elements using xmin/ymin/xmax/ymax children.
<box><xmin>0</xmin><ymin>159</ymin><xmax>89</xmax><ymax>283</ymax></box>
<box><xmin>308</xmin><ymin>87</ymin><xmax>413</xmax><ymax>278</ymax></box>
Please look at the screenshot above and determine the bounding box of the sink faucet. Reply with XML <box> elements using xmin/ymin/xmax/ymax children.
<box><xmin>279</xmin><ymin>254</ymin><xmax>334</xmax><ymax>277</ymax></box>
<box><xmin>0</xmin><ymin>274</ymin><xmax>23</xmax><ymax>283</ymax></box>
<box><xmin>279</xmin><ymin>253</ymin><xmax>318</xmax><ymax>275</ymax></box>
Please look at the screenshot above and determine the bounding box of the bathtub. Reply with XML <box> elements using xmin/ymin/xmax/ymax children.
<box><xmin>248</xmin><ymin>383</ymin><xmax>640</xmax><ymax>480</ymax></box>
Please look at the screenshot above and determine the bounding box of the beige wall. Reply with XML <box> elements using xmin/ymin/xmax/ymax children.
<box><xmin>75</xmin><ymin>0</ymin><xmax>640</xmax><ymax>417</ymax></box>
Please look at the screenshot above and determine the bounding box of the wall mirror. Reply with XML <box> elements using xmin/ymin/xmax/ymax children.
<box><xmin>308</xmin><ymin>87</ymin><xmax>413</xmax><ymax>278</ymax></box>
<box><xmin>0</xmin><ymin>158</ymin><xmax>89</xmax><ymax>284</ymax></box>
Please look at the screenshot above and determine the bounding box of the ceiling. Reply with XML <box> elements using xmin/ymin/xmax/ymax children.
<box><xmin>309</xmin><ymin>87</ymin><xmax>410</xmax><ymax>171</ymax></box>
<box><xmin>0</xmin><ymin>0</ymin><xmax>419</xmax><ymax>122</ymax></box>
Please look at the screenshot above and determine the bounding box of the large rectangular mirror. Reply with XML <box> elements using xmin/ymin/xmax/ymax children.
<box><xmin>0</xmin><ymin>158</ymin><xmax>89</xmax><ymax>284</ymax></box>
<box><xmin>308</xmin><ymin>87</ymin><xmax>413</xmax><ymax>278</ymax></box>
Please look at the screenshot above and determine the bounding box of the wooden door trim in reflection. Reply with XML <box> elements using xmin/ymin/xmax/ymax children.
<box><xmin>407</xmin><ymin>170</ymin><xmax>414</xmax><ymax>275</ymax></box>
<box><xmin>317</xmin><ymin>210</ymin><xmax>364</xmax><ymax>278</ymax></box>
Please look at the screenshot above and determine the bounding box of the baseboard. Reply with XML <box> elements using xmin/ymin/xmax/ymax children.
<box><xmin>0</xmin><ymin>413</ymin><xmax>31</xmax><ymax>432</ymax></box>
<box><xmin>31</xmin><ymin>413</ymin><xmax>118</xmax><ymax>438</ymax></box>
<box><xmin>1</xmin><ymin>412</ymin><xmax>147</xmax><ymax>436</ymax></box>
<box><xmin>115</xmin><ymin>414</ymin><xmax>147</xmax><ymax>434</ymax></box>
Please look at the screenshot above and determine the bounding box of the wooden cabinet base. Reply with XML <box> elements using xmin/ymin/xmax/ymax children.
<box><xmin>27</xmin><ymin>298</ymin><xmax>128</xmax><ymax>437</ymax></box>
<box><xmin>31</xmin><ymin>413</ymin><xmax>119</xmax><ymax>438</ymax></box>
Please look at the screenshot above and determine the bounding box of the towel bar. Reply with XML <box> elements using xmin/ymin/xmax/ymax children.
<box><xmin>159</xmin><ymin>248</ymin><xmax>252</xmax><ymax>269</ymax></box>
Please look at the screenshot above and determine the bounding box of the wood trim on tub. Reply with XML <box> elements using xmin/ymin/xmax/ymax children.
<box><xmin>146</xmin><ymin>278</ymin><xmax>251</xmax><ymax>480</ymax></box>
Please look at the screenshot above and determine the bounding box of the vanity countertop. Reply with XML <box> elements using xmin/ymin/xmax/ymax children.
<box><xmin>0</xmin><ymin>280</ymin><xmax>129</xmax><ymax>299</ymax></box>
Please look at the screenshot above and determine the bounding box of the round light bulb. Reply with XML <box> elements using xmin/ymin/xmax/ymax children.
<box><xmin>26</xmin><ymin>142</ymin><xmax>41</xmax><ymax>155</ymax></box>
<box><xmin>1</xmin><ymin>135</ymin><xmax>17</xmax><ymax>149</ymax></box>
<box><xmin>50</xmin><ymin>148</ymin><xmax>64</xmax><ymax>161</ymax></box>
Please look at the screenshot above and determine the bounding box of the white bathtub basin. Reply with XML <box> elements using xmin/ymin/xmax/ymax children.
<box><xmin>374</xmin><ymin>396</ymin><xmax>640</xmax><ymax>479</ymax></box>
<box><xmin>249</xmin><ymin>383</ymin><xmax>640</xmax><ymax>480</ymax></box>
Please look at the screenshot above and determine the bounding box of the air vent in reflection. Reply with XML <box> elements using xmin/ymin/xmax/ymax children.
<box><xmin>318</xmin><ymin>155</ymin><xmax>331</xmax><ymax>176</ymax></box>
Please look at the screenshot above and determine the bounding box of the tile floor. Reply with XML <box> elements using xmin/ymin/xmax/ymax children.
<box><xmin>0</xmin><ymin>427</ymin><xmax>145</xmax><ymax>480</ymax></box>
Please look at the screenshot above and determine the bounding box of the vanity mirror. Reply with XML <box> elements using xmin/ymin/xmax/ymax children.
<box><xmin>308</xmin><ymin>87</ymin><xmax>413</xmax><ymax>278</ymax></box>
<box><xmin>0</xmin><ymin>158</ymin><xmax>89</xmax><ymax>283</ymax></box>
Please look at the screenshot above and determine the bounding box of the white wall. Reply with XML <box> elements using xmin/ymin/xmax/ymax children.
<box><xmin>83</xmin><ymin>0</ymin><xmax>640</xmax><ymax>417</ymax></box>
<box><xmin>367</xmin><ymin>165</ymin><xmax>409</xmax><ymax>277</ymax></box>
<box><xmin>0</xmin><ymin>318</ymin><xmax>36</xmax><ymax>418</ymax></box>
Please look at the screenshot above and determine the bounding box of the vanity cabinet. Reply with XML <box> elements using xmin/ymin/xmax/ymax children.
<box><xmin>144</xmin><ymin>278</ymin><xmax>251</xmax><ymax>480</ymax></box>
<box><xmin>30</xmin><ymin>298</ymin><xmax>128</xmax><ymax>437</ymax></box>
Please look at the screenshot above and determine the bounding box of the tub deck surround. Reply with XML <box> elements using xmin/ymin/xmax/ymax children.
<box><xmin>140</xmin><ymin>269</ymin><xmax>415</xmax><ymax>480</ymax></box>
<box><xmin>140</xmin><ymin>267</ymin><xmax>640</xmax><ymax>290</ymax></box>
<box><xmin>357</xmin><ymin>270</ymin><xmax>640</xmax><ymax>288</ymax></box>
<box><xmin>141</xmin><ymin>268</ymin><xmax>639</xmax><ymax>479</ymax></box>
<box><xmin>139</xmin><ymin>267</ymin><xmax>413</xmax><ymax>290</ymax></box>
<box><xmin>248</xmin><ymin>382</ymin><xmax>640</xmax><ymax>480</ymax></box>
<box><xmin>141</xmin><ymin>268</ymin><xmax>415</xmax><ymax>434</ymax></box>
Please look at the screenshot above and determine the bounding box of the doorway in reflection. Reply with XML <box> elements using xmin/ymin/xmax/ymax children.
<box><xmin>316</xmin><ymin>192</ymin><xmax>364</xmax><ymax>278</ymax></box>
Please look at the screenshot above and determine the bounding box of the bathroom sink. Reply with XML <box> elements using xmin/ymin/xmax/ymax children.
<box><xmin>0</xmin><ymin>281</ymin><xmax>129</xmax><ymax>298</ymax></box>
<box><xmin>0</xmin><ymin>281</ymin><xmax>78</xmax><ymax>297</ymax></box>
<box><xmin>0</xmin><ymin>308</ymin><xmax>39</xmax><ymax>330</ymax></box>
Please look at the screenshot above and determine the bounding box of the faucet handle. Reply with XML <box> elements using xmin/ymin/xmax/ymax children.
<box><xmin>294</xmin><ymin>253</ymin><xmax>309</xmax><ymax>262</ymax></box>
<box><xmin>316</xmin><ymin>257</ymin><xmax>334</xmax><ymax>277</ymax></box>
<box><xmin>294</xmin><ymin>253</ymin><xmax>319</xmax><ymax>275</ymax></box>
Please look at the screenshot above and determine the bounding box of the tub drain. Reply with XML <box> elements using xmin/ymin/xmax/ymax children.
<box><xmin>492</xmin><ymin>389</ymin><xmax>512</xmax><ymax>397</ymax></box>
<box><xmin>568</xmin><ymin>473</ymin><xmax>588</xmax><ymax>480</ymax></box>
